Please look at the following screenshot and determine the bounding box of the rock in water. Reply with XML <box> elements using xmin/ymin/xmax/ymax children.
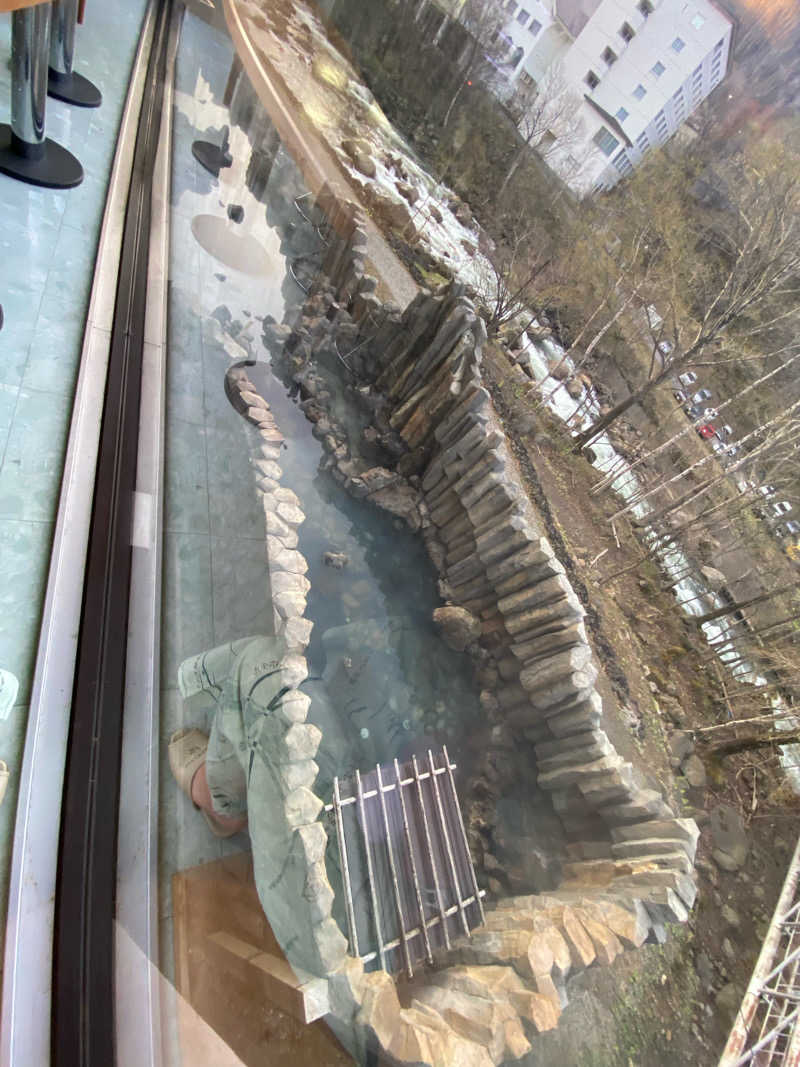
<box><xmin>433</xmin><ymin>606</ymin><xmax>481</xmax><ymax>652</ymax></box>
<box><xmin>323</xmin><ymin>551</ymin><xmax>349</xmax><ymax>570</ymax></box>
<box><xmin>700</xmin><ymin>565</ymin><xmax>726</xmax><ymax>590</ymax></box>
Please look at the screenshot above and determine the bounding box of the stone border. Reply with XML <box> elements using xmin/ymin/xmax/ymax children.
<box><xmin>225</xmin><ymin>365</ymin><xmax>348</xmax><ymax>979</ymax></box>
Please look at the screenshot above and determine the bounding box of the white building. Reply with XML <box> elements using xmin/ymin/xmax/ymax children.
<box><xmin>497</xmin><ymin>0</ymin><xmax>734</xmax><ymax>194</ymax></box>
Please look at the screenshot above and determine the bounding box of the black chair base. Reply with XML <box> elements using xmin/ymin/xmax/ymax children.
<box><xmin>192</xmin><ymin>139</ymin><xmax>232</xmax><ymax>178</ymax></box>
<box><xmin>48</xmin><ymin>68</ymin><xmax>102</xmax><ymax>108</ymax></box>
<box><xmin>0</xmin><ymin>125</ymin><xmax>83</xmax><ymax>189</ymax></box>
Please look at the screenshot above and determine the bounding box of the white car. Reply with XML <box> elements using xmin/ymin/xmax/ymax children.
<box><xmin>677</xmin><ymin>371</ymin><xmax>698</xmax><ymax>387</ymax></box>
<box><xmin>771</xmin><ymin>501</ymin><xmax>793</xmax><ymax>517</ymax></box>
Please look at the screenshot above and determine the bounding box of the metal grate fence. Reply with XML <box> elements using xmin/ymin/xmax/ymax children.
<box><xmin>326</xmin><ymin>746</ymin><xmax>485</xmax><ymax>979</ymax></box>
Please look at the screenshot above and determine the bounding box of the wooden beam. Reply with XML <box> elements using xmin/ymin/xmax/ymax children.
<box><xmin>206</xmin><ymin>932</ymin><xmax>330</xmax><ymax>1025</ymax></box>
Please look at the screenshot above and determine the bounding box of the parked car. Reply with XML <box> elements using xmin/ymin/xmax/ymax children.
<box><xmin>692</xmin><ymin>389</ymin><xmax>713</xmax><ymax>404</ymax></box>
<box><xmin>715</xmin><ymin>423</ymin><xmax>733</xmax><ymax>441</ymax></box>
<box><xmin>673</xmin><ymin>389</ymin><xmax>687</xmax><ymax>404</ymax></box>
<box><xmin>697</xmin><ymin>423</ymin><xmax>717</xmax><ymax>440</ymax></box>
<box><xmin>771</xmin><ymin>501</ymin><xmax>793</xmax><ymax>517</ymax></box>
<box><xmin>702</xmin><ymin>407</ymin><xmax>719</xmax><ymax>420</ymax></box>
<box><xmin>776</xmin><ymin>520</ymin><xmax>800</xmax><ymax>537</ymax></box>
<box><xmin>685</xmin><ymin>403</ymin><xmax>705</xmax><ymax>419</ymax></box>
<box><xmin>658</xmin><ymin>340</ymin><xmax>674</xmax><ymax>356</ymax></box>
<box><xmin>677</xmin><ymin>371</ymin><xmax>698</xmax><ymax>387</ymax></box>
<box><xmin>757</xmin><ymin>484</ymin><xmax>776</xmax><ymax>497</ymax></box>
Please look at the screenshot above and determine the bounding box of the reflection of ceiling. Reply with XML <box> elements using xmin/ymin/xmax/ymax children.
<box><xmin>555</xmin><ymin>0</ymin><xmax>603</xmax><ymax>38</ymax></box>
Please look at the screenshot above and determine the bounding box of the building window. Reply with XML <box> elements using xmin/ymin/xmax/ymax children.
<box><xmin>638</xmin><ymin>0</ymin><xmax>654</xmax><ymax>15</ymax></box>
<box><xmin>672</xmin><ymin>37</ymin><xmax>685</xmax><ymax>52</ymax></box>
<box><xmin>593</xmin><ymin>126</ymin><xmax>620</xmax><ymax>156</ymax></box>
<box><xmin>673</xmin><ymin>88</ymin><xmax>683</xmax><ymax>101</ymax></box>
<box><xmin>586</xmin><ymin>70</ymin><xmax>600</xmax><ymax>89</ymax></box>
<box><xmin>633</xmin><ymin>83</ymin><xmax>647</xmax><ymax>100</ymax></box>
<box><xmin>636</xmin><ymin>133</ymin><xmax>650</xmax><ymax>152</ymax></box>
<box><xmin>516</xmin><ymin>8</ymin><xmax>530</xmax><ymax>25</ymax></box>
<box><xmin>506</xmin><ymin>0</ymin><xmax>518</xmax><ymax>14</ymax></box>
<box><xmin>715</xmin><ymin>38</ymin><xmax>724</xmax><ymax>51</ymax></box>
<box><xmin>651</xmin><ymin>60</ymin><xmax>666</xmax><ymax>77</ymax></box>
<box><xmin>691</xmin><ymin>12</ymin><xmax>705</xmax><ymax>29</ymax></box>
<box><xmin>620</xmin><ymin>22</ymin><xmax>635</xmax><ymax>42</ymax></box>
<box><xmin>519</xmin><ymin>71</ymin><xmax>535</xmax><ymax>88</ymax></box>
<box><xmin>616</xmin><ymin>106</ymin><xmax>629</xmax><ymax>121</ymax></box>
<box><xmin>529</xmin><ymin>18</ymin><xmax>541</xmax><ymax>34</ymax></box>
<box><xmin>603</xmin><ymin>46</ymin><xmax>617</xmax><ymax>66</ymax></box>
<box><xmin>693</xmin><ymin>65</ymin><xmax>703</xmax><ymax>82</ymax></box>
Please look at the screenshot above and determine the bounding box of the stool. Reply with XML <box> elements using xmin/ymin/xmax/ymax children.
<box><xmin>0</xmin><ymin>0</ymin><xmax>83</xmax><ymax>188</ymax></box>
<box><xmin>48</xmin><ymin>0</ymin><xmax>101</xmax><ymax>108</ymax></box>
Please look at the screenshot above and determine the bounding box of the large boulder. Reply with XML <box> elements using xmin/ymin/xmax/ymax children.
<box><xmin>354</xmin><ymin>151</ymin><xmax>377</xmax><ymax>178</ymax></box>
<box><xmin>433</xmin><ymin>606</ymin><xmax>482</xmax><ymax>651</ymax></box>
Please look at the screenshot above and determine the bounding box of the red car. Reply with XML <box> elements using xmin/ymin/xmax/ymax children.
<box><xmin>697</xmin><ymin>423</ymin><xmax>716</xmax><ymax>439</ymax></box>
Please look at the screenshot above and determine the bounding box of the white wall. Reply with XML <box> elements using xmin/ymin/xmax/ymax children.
<box><xmin>506</xmin><ymin>0</ymin><xmax>733</xmax><ymax>194</ymax></box>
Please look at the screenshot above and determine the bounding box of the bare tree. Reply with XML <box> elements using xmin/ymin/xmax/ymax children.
<box><xmin>472</xmin><ymin>209</ymin><xmax>557</xmax><ymax>338</ymax></box>
<box><xmin>499</xmin><ymin>64</ymin><xmax>583</xmax><ymax>199</ymax></box>
<box><xmin>571</xmin><ymin>144</ymin><xmax>800</xmax><ymax>451</ymax></box>
<box><xmin>442</xmin><ymin>0</ymin><xmax>507</xmax><ymax>127</ymax></box>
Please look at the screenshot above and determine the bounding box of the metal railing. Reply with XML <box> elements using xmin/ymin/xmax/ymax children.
<box><xmin>720</xmin><ymin>837</ymin><xmax>800</xmax><ymax>1066</ymax></box>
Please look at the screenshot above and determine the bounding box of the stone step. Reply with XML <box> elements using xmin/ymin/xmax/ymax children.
<box><xmin>510</xmin><ymin>622</ymin><xmax>587</xmax><ymax>664</ymax></box>
<box><xmin>577</xmin><ymin>763</ymin><xmax>636</xmax><ymax>807</ymax></box>
<box><xmin>612</xmin><ymin>838</ymin><xmax>697</xmax><ymax>863</ymax></box>
<box><xmin>536</xmin><ymin>729</ymin><xmax>608</xmax><ymax>761</ymax></box>
<box><xmin>599</xmin><ymin>790</ymin><xmax>674</xmax><ymax>825</ymax></box>
<box><xmin>547</xmin><ymin>700</ymin><xmax>603</xmax><ymax>738</ymax></box>
<box><xmin>498</xmin><ymin>574</ymin><xmax>573</xmax><ymax>619</ymax></box>
<box><xmin>609</xmin><ymin>817</ymin><xmax>699</xmax><ymax>848</ymax></box>
<box><xmin>538</xmin><ymin>753</ymin><xmax>625</xmax><ymax>792</ymax></box>
<box><xmin>536</xmin><ymin>735</ymin><xmax>614</xmax><ymax>772</ymax></box>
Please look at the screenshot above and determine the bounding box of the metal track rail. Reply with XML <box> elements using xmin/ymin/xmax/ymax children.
<box><xmin>52</xmin><ymin>2</ymin><xmax>172</xmax><ymax>1064</ymax></box>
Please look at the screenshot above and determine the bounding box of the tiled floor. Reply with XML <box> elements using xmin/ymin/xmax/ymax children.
<box><xmin>0</xmin><ymin>0</ymin><xmax>147</xmax><ymax>938</ymax></box>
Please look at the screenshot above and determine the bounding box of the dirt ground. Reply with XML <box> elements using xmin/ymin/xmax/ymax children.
<box><xmin>483</xmin><ymin>343</ymin><xmax>797</xmax><ymax>1066</ymax></box>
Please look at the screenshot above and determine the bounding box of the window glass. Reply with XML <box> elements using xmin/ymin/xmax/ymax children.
<box><xmin>616</xmin><ymin>106</ymin><xmax>629</xmax><ymax>122</ymax></box>
<box><xmin>633</xmin><ymin>83</ymin><xmax>647</xmax><ymax>100</ymax></box>
<box><xmin>672</xmin><ymin>37</ymin><xmax>685</xmax><ymax>53</ymax></box>
<box><xmin>529</xmin><ymin>18</ymin><xmax>541</xmax><ymax>34</ymax></box>
<box><xmin>586</xmin><ymin>70</ymin><xmax>600</xmax><ymax>89</ymax></box>
<box><xmin>620</xmin><ymin>22</ymin><xmax>635</xmax><ymax>42</ymax></box>
<box><xmin>593</xmin><ymin>126</ymin><xmax>620</xmax><ymax>156</ymax></box>
<box><xmin>652</xmin><ymin>60</ymin><xmax>666</xmax><ymax>77</ymax></box>
<box><xmin>516</xmin><ymin>8</ymin><xmax>529</xmax><ymax>26</ymax></box>
<box><xmin>692</xmin><ymin>12</ymin><xmax>706</xmax><ymax>29</ymax></box>
<box><xmin>603</xmin><ymin>46</ymin><xmax>617</xmax><ymax>66</ymax></box>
